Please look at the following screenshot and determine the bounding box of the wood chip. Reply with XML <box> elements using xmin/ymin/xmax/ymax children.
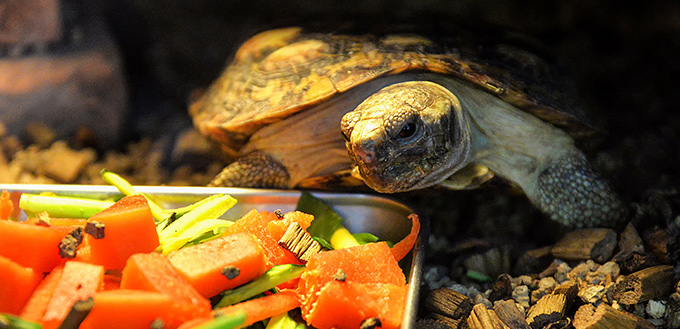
<box><xmin>551</xmin><ymin>228</ymin><xmax>617</xmax><ymax>263</ymax></box>
<box><xmin>58</xmin><ymin>297</ymin><xmax>94</xmax><ymax>329</ymax></box>
<box><xmin>58</xmin><ymin>227</ymin><xmax>83</xmax><ymax>259</ymax></box>
<box><xmin>278</xmin><ymin>222</ymin><xmax>322</xmax><ymax>263</ymax></box>
<box><xmin>221</xmin><ymin>265</ymin><xmax>240</xmax><ymax>280</ymax></box>
<box><xmin>427</xmin><ymin>313</ymin><xmax>464</xmax><ymax>329</ymax></box>
<box><xmin>360</xmin><ymin>317</ymin><xmax>382</xmax><ymax>329</ymax></box>
<box><xmin>526</xmin><ymin>293</ymin><xmax>567</xmax><ymax>329</ymax></box>
<box><xmin>423</xmin><ymin>288</ymin><xmax>474</xmax><ymax>320</ymax></box>
<box><xmin>613</xmin><ymin>264</ymin><xmax>677</xmax><ymax>305</ymax></box>
<box><xmin>493</xmin><ymin>299</ymin><xmax>530</xmax><ymax>329</ymax></box>
<box><xmin>467</xmin><ymin>303</ymin><xmax>509</xmax><ymax>329</ymax></box>
<box><xmin>489</xmin><ymin>273</ymin><xmax>514</xmax><ymax>302</ymax></box>
<box><xmin>573</xmin><ymin>303</ymin><xmax>655</xmax><ymax>329</ymax></box>
<box><xmin>84</xmin><ymin>221</ymin><xmax>105</xmax><ymax>239</ymax></box>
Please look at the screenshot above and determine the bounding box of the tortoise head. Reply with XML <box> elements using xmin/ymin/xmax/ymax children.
<box><xmin>341</xmin><ymin>81</ymin><xmax>472</xmax><ymax>193</ymax></box>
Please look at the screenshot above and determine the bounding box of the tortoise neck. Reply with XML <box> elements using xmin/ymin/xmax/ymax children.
<box><xmin>434</xmin><ymin>76</ymin><xmax>577</xmax><ymax>199</ymax></box>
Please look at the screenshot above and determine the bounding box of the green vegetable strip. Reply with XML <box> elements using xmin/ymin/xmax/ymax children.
<box><xmin>165</xmin><ymin>195</ymin><xmax>221</xmax><ymax>217</ymax></box>
<box><xmin>100</xmin><ymin>169</ymin><xmax>170</xmax><ymax>221</ymax></box>
<box><xmin>160</xmin><ymin>218</ymin><xmax>234</xmax><ymax>253</ymax></box>
<box><xmin>265</xmin><ymin>312</ymin><xmax>299</xmax><ymax>329</ymax></box>
<box><xmin>0</xmin><ymin>313</ymin><xmax>42</xmax><ymax>329</ymax></box>
<box><xmin>158</xmin><ymin>194</ymin><xmax>236</xmax><ymax>241</ymax></box>
<box><xmin>194</xmin><ymin>311</ymin><xmax>247</xmax><ymax>329</ymax></box>
<box><xmin>155</xmin><ymin>194</ymin><xmax>228</xmax><ymax>234</ymax></box>
<box><xmin>19</xmin><ymin>194</ymin><xmax>114</xmax><ymax>219</ymax></box>
<box><xmin>216</xmin><ymin>264</ymin><xmax>305</xmax><ymax>308</ymax></box>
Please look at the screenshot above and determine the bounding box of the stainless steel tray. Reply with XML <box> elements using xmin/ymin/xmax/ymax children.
<box><xmin>0</xmin><ymin>184</ymin><xmax>428</xmax><ymax>329</ymax></box>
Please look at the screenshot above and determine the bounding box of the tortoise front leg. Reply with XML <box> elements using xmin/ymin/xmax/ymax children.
<box><xmin>534</xmin><ymin>152</ymin><xmax>627</xmax><ymax>228</ymax></box>
<box><xmin>209</xmin><ymin>151</ymin><xmax>290</xmax><ymax>188</ymax></box>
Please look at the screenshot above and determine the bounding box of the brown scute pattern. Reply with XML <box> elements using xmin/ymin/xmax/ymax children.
<box><xmin>191</xmin><ymin>27</ymin><xmax>594</xmax><ymax>155</ymax></box>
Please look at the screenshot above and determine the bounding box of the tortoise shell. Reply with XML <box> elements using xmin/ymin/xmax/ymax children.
<box><xmin>190</xmin><ymin>26</ymin><xmax>593</xmax><ymax>156</ymax></box>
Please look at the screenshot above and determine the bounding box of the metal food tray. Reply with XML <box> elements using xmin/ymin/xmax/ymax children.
<box><xmin>0</xmin><ymin>184</ymin><xmax>428</xmax><ymax>329</ymax></box>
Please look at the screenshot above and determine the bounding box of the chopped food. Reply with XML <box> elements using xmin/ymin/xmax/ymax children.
<box><xmin>0</xmin><ymin>172</ymin><xmax>421</xmax><ymax>328</ymax></box>
<box><xmin>85</xmin><ymin>195</ymin><xmax>160</xmax><ymax>270</ymax></box>
<box><xmin>0</xmin><ymin>255</ymin><xmax>42</xmax><ymax>315</ymax></box>
<box><xmin>119</xmin><ymin>252</ymin><xmax>211</xmax><ymax>317</ymax></box>
<box><xmin>167</xmin><ymin>232</ymin><xmax>267</xmax><ymax>298</ymax></box>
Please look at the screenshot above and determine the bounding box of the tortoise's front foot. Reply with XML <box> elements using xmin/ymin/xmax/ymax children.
<box><xmin>209</xmin><ymin>151</ymin><xmax>290</xmax><ymax>188</ymax></box>
<box><xmin>535</xmin><ymin>153</ymin><xmax>627</xmax><ymax>228</ymax></box>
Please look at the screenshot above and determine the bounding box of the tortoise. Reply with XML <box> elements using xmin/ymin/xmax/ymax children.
<box><xmin>190</xmin><ymin>26</ymin><xmax>626</xmax><ymax>228</ymax></box>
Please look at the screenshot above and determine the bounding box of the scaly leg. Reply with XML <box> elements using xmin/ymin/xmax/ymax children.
<box><xmin>208</xmin><ymin>151</ymin><xmax>290</xmax><ymax>188</ymax></box>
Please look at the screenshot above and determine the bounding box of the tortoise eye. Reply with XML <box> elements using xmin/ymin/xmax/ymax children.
<box><xmin>397</xmin><ymin>122</ymin><xmax>418</xmax><ymax>139</ymax></box>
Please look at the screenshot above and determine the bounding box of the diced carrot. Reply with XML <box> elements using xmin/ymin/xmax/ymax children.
<box><xmin>20</xmin><ymin>266</ymin><xmax>64</xmax><ymax>322</ymax></box>
<box><xmin>0</xmin><ymin>219</ymin><xmax>72</xmax><ymax>272</ymax></box>
<box><xmin>217</xmin><ymin>290</ymin><xmax>300</xmax><ymax>327</ymax></box>
<box><xmin>121</xmin><ymin>252</ymin><xmax>211</xmax><ymax>316</ymax></box>
<box><xmin>222</xmin><ymin>209</ymin><xmax>301</xmax><ymax>268</ymax></box>
<box><xmin>168</xmin><ymin>232</ymin><xmax>267</xmax><ymax>298</ymax></box>
<box><xmin>390</xmin><ymin>213</ymin><xmax>421</xmax><ymax>261</ymax></box>
<box><xmin>80</xmin><ymin>290</ymin><xmax>204</xmax><ymax>329</ymax></box>
<box><xmin>42</xmin><ymin>261</ymin><xmax>104</xmax><ymax>323</ymax></box>
<box><xmin>85</xmin><ymin>195</ymin><xmax>159</xmax><ymax>270</ymax></box>
<box><xmin>25</xmin><ymin>217</ymin><xmax>88</xmax><ymax>227</ymax></box>
<box><xmin>103</xmin><ymin>273</ymin><xmax>121</xmax><ymax>291</ymax></box>
<box><xmin>176</xmin><ymin>316</ymin><xmax>212</xmax><ymax>329</ymax></box>
<box><xmin>264</xmin><ymin>210</ymin><xmax>314</xmax><ymax>241</ymax></box>
<box><xmin>73</xmin><ymin>239</ymin><xmax>92</xmax><ymax>263</ymax></box>
<box><xmin>304</xmin><ymin>281</ymin><xmax>408</xmax><ymax>329</ymax></box>
<box><xmin>0</xmin><ymin>255</ymin><xmax>42</xmax><ymax>315</ymax></box>
<box><xmin>0</xmin><ymin>190</ymin><xmax>13</xmax><ymax>220</ymax></box>
<box><xmin>298</xmin><ymin>242</ymin><xmax>406</xmax><ymax>316</ymax></box>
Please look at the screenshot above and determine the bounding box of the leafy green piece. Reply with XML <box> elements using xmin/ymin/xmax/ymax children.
<box><xmin>352</xmin><ymin>232</ymin><xmax>380</xmax><ymax>245</ymax></box>
<box><xmin>312</xmin><ymin>237</ymin><xmax>333</xmax><ymax>250</ymax></box>
<box><xmin>466</xmin><ymin>269</ymin><xmax>492</xmax><ymax>283</ymax></box>
<box><xmin>296</xmin><ymin>192</ymin><xmax>361</xmax><ymax>249</ymax></box>
<box><xmin>194</xmin><ymin>311</ymin><xmax>247</xmax><ymax>329</ymax></box>
<box><xmin>160</xmin><ymin>218</ymin><xmax>234</xmax><ymax>253</ymax></box>
<box><xmin>296</xmin><ymin>192</ymin><xmax>342</xmax><ymax>242</ymax></box>
<box><xmin>216</xmin><ymin>264</ymin><xmax>305</xmax><ymax>308</ymax></box>
<box><xmin>19</xmin><ymin>193</ymin><xmax>114</xmax><ymax>219</ymax></box>
<box><xmin>0</xmin><ymin>313</ymin><xmax>42</xmax><ymax>329</ymax></box>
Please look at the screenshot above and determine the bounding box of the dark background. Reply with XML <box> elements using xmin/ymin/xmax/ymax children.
<box><xmin>81</xmin><ymin>0</ymin><xmax>679</xmax><ymax>273</ymax></box>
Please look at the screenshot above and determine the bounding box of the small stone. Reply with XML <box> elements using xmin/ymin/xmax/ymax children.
<box><xmin>447</xmin><ymin>283</ymin><xmax>470</xmax><ymax>296</ymax></box>
<box><xmin>474</xmin><ymin>294</ymin><xmax>493</xmax><ymax>309</ymax></box>
<box><xmin>555</xmin><ymin>262</ymin><xmax>572</xmax><ymax>283</ymax></box>
<box><xmin>585</xmin><ymin>259</ymin><xmax>599</xmax><ymax>271</ymax></box>
<box><xmin>596</xmin><ymin>261</ymin><xmax>620</xmax><ymax>278</ymax></box>
<box><xmin>646</xmin><ymin>300</ymin><xmax>666</xmax><ymax>319</ymax></box>
<box><xmin>512</xmin><ymin>285</ymin><xmax>531</xmax><ymax>308</ymax></box>
<box><xmin>538</xmin><ymin>277</ymin><xmax>557</xmax><ymax>291</ymax></box>
<box><xmin>466</xmin><ymin>286</ymin><xmax>481</xmax><ymax>300</ymax></box>
<box><xmin>568</xmin><ymin>262</ymin><xmax>590</xmax><ymax>281</ymax></box>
